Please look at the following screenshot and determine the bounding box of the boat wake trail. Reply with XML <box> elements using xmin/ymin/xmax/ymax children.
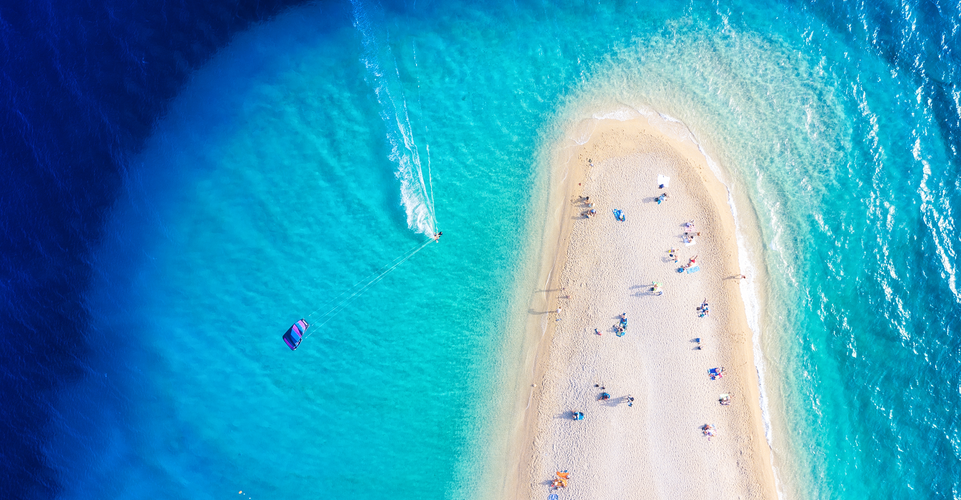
<box><xmin>351</xmin><ymin>0</ymin><xmax>437</xmax><ymax>237</ymax></box>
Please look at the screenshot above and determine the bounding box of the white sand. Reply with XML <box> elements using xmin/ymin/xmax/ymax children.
<box><xmin>514</xmin><ymin>118</ymin><xmax>776</xmax><ymax>499</ymax></box>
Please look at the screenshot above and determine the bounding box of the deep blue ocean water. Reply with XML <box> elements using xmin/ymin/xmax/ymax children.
<box><xmin>2</xmin><ymin>0</ymin><xmax>959</xmax><ymax>499</ymax></box>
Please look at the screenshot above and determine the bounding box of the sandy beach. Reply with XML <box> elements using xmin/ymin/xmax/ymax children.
<box><xmin>512</xmin><ymin>117</ymin><xmax>778</xmax><ymax>499</ymax></box>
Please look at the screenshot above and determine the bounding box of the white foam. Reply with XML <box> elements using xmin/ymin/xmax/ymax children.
<box><xmin>592</xmin><ymin>107</ymin><xmax>642</xmax><ymax>121</ymax></box>
<box><xmin>351</xmin><ymin>0</ymin><xmax>436</xmax><ymax>237</ymax></box>
<box><xmin>917</xmin><ymin>153</ymin><xmax>960</xmax><ymax>303</ymax></box>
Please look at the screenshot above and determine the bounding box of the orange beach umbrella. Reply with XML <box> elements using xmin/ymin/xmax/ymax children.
<box><xmin>554</xmin><ymin>471</ymin><xmax>570</xmax><ymax>487</ymax></box>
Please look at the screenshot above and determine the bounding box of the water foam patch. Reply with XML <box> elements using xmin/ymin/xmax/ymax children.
<box><xmin>351</xmin><ymin>0</ymin><xmax>436</xmax><ymax>237</ymax></box>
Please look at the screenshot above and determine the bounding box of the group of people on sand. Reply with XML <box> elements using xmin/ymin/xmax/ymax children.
<box><xmin>683</xmin><ymin>220</ymin><xmax>702</xmax><ymax>244</ymax></box>
<box><xmin>649</xmin><ymin>188</ymin><xmax>734</xmax><ymax>439</ymax></box>
<box><xmin>550</xmin><ymin>470</ymin><xmax>571</xmax><ymax>489</ymax></box>
<box><xmin>614</xmin><ymin>313</ymin><xmax>628</xmax><ymax>335</ymax></box>
<box><xmin>579</xmin><ymin>196</ymin><xmax>597</xmax><ymax>218</ymax></box>
<box><xmin>564</xmin><ymin>180</ymin><xmax>733</xmax><ymax>454</ymax></box>
<box><xmin>699</xmin><ymin>299</ymin><xmax>735</xmax><ymax>436</ymax></box>
<box><xmin>595</xmin><ymin>389</ymin><xmax>635</xmax><ymax>406</ymax></box>
<box><xmin>569</xmin><ymin>382</ymin><xmax>635</xmax><ymax>427</ymax></box>
<box><xmin>701</xmin><ymin>424</ymin><xmax>716</xmax><ymax>440</ymax></box>
<box><xmin>680</xmin><ymin>255</ymin><xmax>698</xmax><ymax>272</ymax></box>
<box><xmin>697</xmin><ymin>299</ymin><xmax>710</xmax><ymax>318</ymax></box>
<box><xmin>654</xmin><ymin>177</ymin><xmax>671</xmax><ymax>205</ymax></box>
<box><xmin>672</xmin><ymin>220</ymin><xmax>701</xmax><ymax>264</ymax></box>
<box><xmin>589</xmin><ymin>312</ymin><xmax>629</xmax><ymax>336</ymax></box>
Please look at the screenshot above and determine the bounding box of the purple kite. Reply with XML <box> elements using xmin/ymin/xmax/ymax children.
<box><xmin>283</xmin><ymin>319</ymin><xmax>310</xmax><ymax>350</ymax></box>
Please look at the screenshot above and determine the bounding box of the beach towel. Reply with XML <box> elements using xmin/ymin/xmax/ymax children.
<box><xmin>612</xmin><ymin>209</ymin><xmax>626</xmax><ymax>221</ymax></box>
<box><xmin>686</xmin><ymin>265</ymin><xmax>700</xmax><ymax>274</ymax></box>
<box><xmin>657</xmin><ymin>174</ymin><xmax>670</xmax><ymax>188</ymax></box>
<box><xmin>684</xmin><ymin>239</ymin><xmax>697</xmax><ymax>247</ymax></box>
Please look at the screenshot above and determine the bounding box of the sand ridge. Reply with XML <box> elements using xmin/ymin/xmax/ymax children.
<box><xmin>520</xmin><ymin>118</ymin><xmax>777</xmax><ymax>499</ymax></box>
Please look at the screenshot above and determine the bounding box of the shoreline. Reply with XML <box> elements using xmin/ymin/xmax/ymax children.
<box><xmin>506</xmin><ymin>115</ymin><xmax>779</xmax><ymax>499</ymax></box>
<box><xmin>492</xmin><ymin>113</ymin><xmax>591</xmax><ymax>500</ymax></box>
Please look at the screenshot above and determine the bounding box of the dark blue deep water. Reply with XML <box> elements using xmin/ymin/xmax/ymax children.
<box><xmin>2</xmin><ymin>0</ymin><xmax>960</xmax><ymax>499</ymax></box>
<box><xmin>0</xmin><ymin>2</ymin><xmax>317</xmax><ymax>497</ymax></box>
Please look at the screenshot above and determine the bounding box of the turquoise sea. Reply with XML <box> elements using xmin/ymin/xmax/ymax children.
<box><xmin>24</xmin><ymin>0</ymin><xmax>959</xmax><ymax>498</ymax></box>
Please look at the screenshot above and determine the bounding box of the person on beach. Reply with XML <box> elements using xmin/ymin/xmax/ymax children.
<box><xmin>668</xmin><ymin>248</ymin><xmax>679</xmax><ymax>263</ymax></box>
<box><xmin>656</xmin><ymin>193</ymin><xmax>669</xmax><ymax>204</ymax></box>
<box><xmin>702</xmin><ymin>424</ymin><xmax>715</xmax><ymax>440</ymax></box>
<box><xmin>697</xmin><ymin>299</ymin><xmax>710</xmax><ymax>317</ymax></box>
<box><xmin>594</xmin><ymin>328</ymin><xmax>601</xmax><ymax>336</ymax></box>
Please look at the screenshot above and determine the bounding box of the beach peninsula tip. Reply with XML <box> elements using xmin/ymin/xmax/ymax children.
<box><xmin>515</xmin><ymin>116</ymin><xmax>778</xmax><ymax>499</ymax></box>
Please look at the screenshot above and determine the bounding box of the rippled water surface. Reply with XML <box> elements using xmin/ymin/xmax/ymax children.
<box><xmin>3</xmin><ymin>0</ymin><xmax>959</xmax><ymax>498</ymax></box>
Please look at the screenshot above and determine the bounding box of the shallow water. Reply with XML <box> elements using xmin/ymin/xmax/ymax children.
<box><xmin>5</xmin><ymin>0</ymin><xmax>960</xmax><ymax>498</ymax></box>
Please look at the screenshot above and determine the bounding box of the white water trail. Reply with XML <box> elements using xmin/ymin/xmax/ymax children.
<box><xmin>350</xmin><ymin>0</ymin><xmax>437</xmax><ymax>236</ymax></box>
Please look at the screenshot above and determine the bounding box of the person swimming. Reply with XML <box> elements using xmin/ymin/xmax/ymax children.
<box><xmin>433</xmin><ymin>231</ymin><xmax>443</xmax><ymax>242</ymax></box>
